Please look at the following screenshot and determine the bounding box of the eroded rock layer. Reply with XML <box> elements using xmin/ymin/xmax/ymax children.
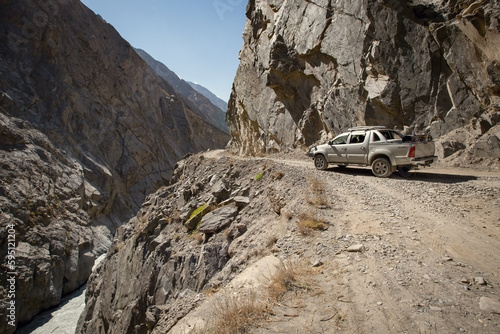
<box><xmin>227</xmin><ymin>0</ymin><xmax>500</xmax><ymax>162</ymax></box>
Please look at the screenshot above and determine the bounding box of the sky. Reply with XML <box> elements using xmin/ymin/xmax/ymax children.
<box><xmin>81</xmin><ymin>0</ymin><xmax>248</xmax><ymax>102</ymax></box>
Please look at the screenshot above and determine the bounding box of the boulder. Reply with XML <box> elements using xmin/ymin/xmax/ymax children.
<box><xmin>198</xmin><ymin>205</ymin><xmax>239</xmax><ymax>233</ymax></box>
<box><xmin>438</xmin><ymin>140</ymin><xmax>467</xmax><ymax>158</ymax></box>
<box><xmin>234</xmin><ymin>196</ymin><xmax>251</xmax><ymax>208</ymax></box>
<box><xmin>210</xmin><ymin>180</ymin><xmax>231</xmax><ymax>203</ymax></box>
<box><xmin>479</xmin><ymin>297</ymin><xmax>500</xmax><ymax>313</ymax></box>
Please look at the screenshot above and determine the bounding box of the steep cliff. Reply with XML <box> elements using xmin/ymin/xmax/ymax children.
<box><xmin>135</xmin><ymin>49</ymin><xmax>229</xmax><ymax>133</ymax></box>
<box><xmin>77</xmin><ymin>152</ymin><xmax>289</xmax><ymax>334</ymax></box>
<box><xmin>227</xmin><ymin>0</ymin><xmax>500</xmax><ymax>163</ymax></box>
<box><xmin>0</xmin><ymin>0</ymin><xmax>228</xmax><ymax>331</ymax></box>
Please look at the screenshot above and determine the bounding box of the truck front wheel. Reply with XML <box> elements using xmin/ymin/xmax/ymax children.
<box><xmin>371</xmin><ymin>157</ymin><xmax>392</xmax><ymax>178</ymax></box>
<box><xmin>314</xmin><ymin>155</ymin><xmax>328</xmax><ymax>170</ymax></box>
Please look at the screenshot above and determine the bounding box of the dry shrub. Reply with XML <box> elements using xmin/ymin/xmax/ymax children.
<box><xmin>297</xmin><ymin>212</ymin><xmax>327</xmax><ymax>235</ymax></box>
<box><xmin>267</xmin><ymin>260</ymin><xmax>313</xmax><ymax>301</ymax></box>
<box><xmin>244</xmin><ymin>244</ymin><xmax>270</xmax><ymax>261</ymax></box>
<box><xmin>282</xmin><ymin>210</ymin><xmax>294</xmax><ymax>221</ymax></box>
<box><xmin>266</xmin><ymin>235</ymin><xmax>278</xmax><ymax>247</ymax></box>
<box><xmin>205</xmin><ymin>291</ymin><xmax>268</xmax><ymax>334</ymax></box>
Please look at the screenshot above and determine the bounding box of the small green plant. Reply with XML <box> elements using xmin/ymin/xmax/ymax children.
<box><xmin>190</xmin><ymin>204</ymin><xmax>209</xmax><ymax>219</ymax></box>
<box><xmin>254</xmin><ymin>171</ymin><xmax>264</xmax><ymax>181</ymax></box>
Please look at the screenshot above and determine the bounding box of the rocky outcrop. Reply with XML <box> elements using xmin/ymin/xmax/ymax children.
<box><xmin>77</xmin><ymin>153</ymin><xmax>286</xmax><ymax>333</ymax></box>
<box><xmin>227</xmin><ymin>0</ymin><xmax>500</xmax><ymax>164</ymax></box>
<box><xmin>135</xmin><ymin>49</ymin><xmax>229</xmax><ymax>133</ymax></box>
<box><xmin>0</xmin><ymin>0</ymin><xmax>228</xmax><ymax>331</ymax></box>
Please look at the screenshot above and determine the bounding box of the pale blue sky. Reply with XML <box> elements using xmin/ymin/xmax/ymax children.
<box><xmin>81</xmin><ymin>0</ymin><xmax>248</xmax><ymax>102</ymax></box>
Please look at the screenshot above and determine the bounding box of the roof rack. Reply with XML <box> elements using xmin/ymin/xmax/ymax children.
<box><xmin>348</xmin><ymin>126</ymin><xmax>386</xmax><ymax>131</ymax></box>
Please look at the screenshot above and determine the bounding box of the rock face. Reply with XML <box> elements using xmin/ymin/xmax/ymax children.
<box><xmin>77</xmin><ymin>153</ymin><xmax>283</xmax><ymax>334</ymax></box>
<box><xmin>135</xmin><ymin>49</ymin><xmax>229</xmax><ymax>133</ymax></box>
<box><xmin>227</xmin><ymin>0</ymin><xmax>500</xmax><ymax>162</ymax></box>
<box><xmin>0</xmin><ymin>0</ymin><xmax>228</xmax><ymax>331</ymax></box>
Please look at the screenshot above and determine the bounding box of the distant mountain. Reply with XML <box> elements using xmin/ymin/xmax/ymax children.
<box><xmin>135</xmin><ymin>49</ymin><xmax>229</xmax><ymax>133</ymax></box>
<box><xmin>187</xmin><ymin>81</ymin><xmax>228</xmax><ymax>112</ymax></box>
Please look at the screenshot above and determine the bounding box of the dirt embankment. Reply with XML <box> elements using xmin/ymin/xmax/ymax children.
<box><xmin>172</xmin><ymin>150</ymin><xmax>500</xmax><ymax>334</ymax></box>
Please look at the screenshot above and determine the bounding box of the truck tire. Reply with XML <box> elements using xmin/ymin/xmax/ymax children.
<box><xmin>314</xmin><ymin>155</ymin><xmax>328</xmax><ymax>170</ymax></box>
<box><xmin>371</xmin><ymin>157</ymin><xmax>392</xmax><ymax>178</ymax></box>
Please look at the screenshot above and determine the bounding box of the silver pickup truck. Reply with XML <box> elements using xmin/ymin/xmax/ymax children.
<box><xmin>307</xmin><ymin>126</ymin><xmax>437</xmax><ymax>177</ymax></box>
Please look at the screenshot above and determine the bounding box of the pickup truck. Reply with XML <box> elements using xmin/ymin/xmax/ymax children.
<box><xmin>307</xmin><ymin>126</ymin><xmax>437</xmax><ymax>177</ymax></box>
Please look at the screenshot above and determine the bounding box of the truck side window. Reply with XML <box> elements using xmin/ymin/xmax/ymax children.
<box><xmin>373</xmin><ymin>133</ymin><xmax>381</xmax><ymax>142</ymax></box>
<box><xmin>349</xmin><ymin>134</ymin><xmax>365</xmax><ymax>144</ymax></box>
<box><xmin>332</xmin><ymin>135</ymin><xmax>348</xmax><ymax>145</ymax></box>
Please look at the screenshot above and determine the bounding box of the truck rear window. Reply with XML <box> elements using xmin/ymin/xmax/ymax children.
<box><xmin>379</xmin><ymin>131</ymin><xmax>403</xmax><ymax>141</ymax></box>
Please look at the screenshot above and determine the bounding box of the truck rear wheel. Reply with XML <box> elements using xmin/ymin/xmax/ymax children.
<box><xmin>371</xmin><ymin>157</ymin><xmax>392</xmax><ymax>178</ymax></box>
<box><xmin>314</xmin><ymin>155</ymin><xmax>328</xmax><ymax>170</ymax></box>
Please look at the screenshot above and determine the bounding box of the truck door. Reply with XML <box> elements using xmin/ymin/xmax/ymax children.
<box><xmin>327</xmin><ymin>134</ymin><xmax>348</xmax><ymax>163</ymax></box>
<box><xmin>346</xmin><ymin>133</ymin><xmax>368</xmax><ymax>164</ymax></box>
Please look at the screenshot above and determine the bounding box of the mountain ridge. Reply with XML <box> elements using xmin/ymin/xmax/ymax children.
<box><xmin>135</xmin><ymin>48</ymin><xmax>229</xmax><ymax>133</ymax></box>
<box><xmin>187</xmin><ymin>81</ymin><xmax>228</xmax><ymax>112</ymax></box>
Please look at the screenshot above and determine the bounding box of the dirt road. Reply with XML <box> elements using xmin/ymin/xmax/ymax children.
<box><xmin>255</xmin><ymin>154</ymin><xmax>500</xmax><ymax>333</ymax></box>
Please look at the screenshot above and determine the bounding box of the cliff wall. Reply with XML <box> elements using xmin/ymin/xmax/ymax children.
<box><xmin>227</xmin><ymin>0</ymin><xmax>500</xmax><ymax>163</ymax></box>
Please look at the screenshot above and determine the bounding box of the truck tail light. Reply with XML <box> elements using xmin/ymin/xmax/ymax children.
<box><xmin>408</xmin><ymin>146</ymin><xmax>416</xmax><ymax>158</ymax></box>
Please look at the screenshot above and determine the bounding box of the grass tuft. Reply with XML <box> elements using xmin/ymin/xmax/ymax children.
<box><xmin>306</xmin><ymin>177</ymin><xmax>328</xmax><ymax>207</ymax></box>
<box><xmin>267</xmin><ymin>260</ymin><xmax>314</xmax><ymax>301</ymax></box>
<box><xmin>201</xmin><ymin>292</ymin><xmax>268</xmax><ymax>334</ymax></box>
